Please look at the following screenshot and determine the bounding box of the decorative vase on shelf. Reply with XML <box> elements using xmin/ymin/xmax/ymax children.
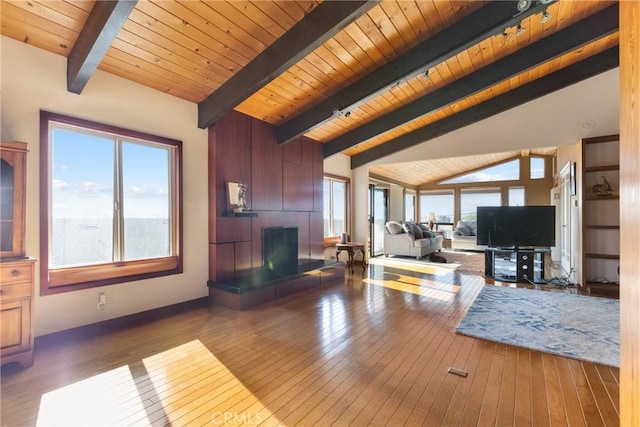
<box><xmin>592</xmin><ymin>175</ymin><xmax>613</xmax><ymax>196</ymax></box>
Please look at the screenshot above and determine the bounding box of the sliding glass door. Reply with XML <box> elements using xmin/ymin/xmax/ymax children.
<box><xmin>369</xmin><ymin>184</ymin><xmax>388</xmax><ymax>257</ymax></box>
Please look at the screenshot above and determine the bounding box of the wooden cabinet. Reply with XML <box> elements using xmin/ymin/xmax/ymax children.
<box><xmin>1</xmin><ymin>141</ymin><xmax>27</xmax><ymax>258</ymax></box>
<box><xmin>581</xmin><ymin>135</ymin><xmax>620</xmax><ymax>298</ymax></box>
<box><xmin>0</xmin><ymin>141</ymin><xmax>35</xmax><ymax>367</ymax></box>
<box><xmin>1</xmin><ymin>259</ymin><xmax>36</xmax><ymax>366</ymax></box>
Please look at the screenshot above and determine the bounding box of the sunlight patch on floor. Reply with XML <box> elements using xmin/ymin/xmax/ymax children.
<box><xmin>396</xmin><ymin>274</ymin><xmax>461</xmax><ymax>292</ymax></box>
<box><xmin>368</xmin><ymin>256</ymin><xmax>461</xmax><ymax>276</ymax></box>
<box><xmin>364</xmin><ymin>275</ymin><xmax>460</xmax><ymax>301</ymax></box>
<box><xmin>38</xmin><ymin>365</ymin><xmax>146</xmax><ymax>426</ymax></box>
<box><xmin>38</xmin><ymin>340</ymin><xmax>278</xmax><ymax>426</ymax></box>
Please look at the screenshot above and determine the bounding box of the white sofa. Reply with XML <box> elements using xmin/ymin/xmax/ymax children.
<box><xmin>383</xmin><ymin>221</ymin><xmax>443</xmax><ymax>259</ymax></box>
<box><xmin>451</xmin><ymin>220</ymin><xmax>486</xmax><ymax>251</ymax></box>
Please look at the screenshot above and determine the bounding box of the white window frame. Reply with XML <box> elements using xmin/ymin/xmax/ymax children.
<box><xmin>323</xmin><ymin>175</ymin><xmax>350</xmax><ymax>239</ymax></box>
<box><xmin>459</xmin><ymin>187</ymin><xmax>502</xmax><ymax>222</ymax></box>
<box><xmin>404</xmin><ymin>190</ymin><xmax>416</xmax><ymax>222</ymax></box>
<box><xmin>530</xmin><ymin>156</ymin><xmax>546</xmax><ymax>179</ymax></box>
<box><xmin>419</xmin><ymin>190</ymin><xmax>455</xmax><ymax>223</ymax></box>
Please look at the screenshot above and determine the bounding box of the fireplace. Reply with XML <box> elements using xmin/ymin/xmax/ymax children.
<box><xmin>262</xmin><ymin>226</ymin><xmax>298</xmax><ymax>278</ymax></box>
<box><xmin>208</xmin><ymin>225</ymin><xmax>344</xmax><ymax>310</ymax></box>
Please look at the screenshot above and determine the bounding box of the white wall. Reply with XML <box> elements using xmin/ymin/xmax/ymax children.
<box><xmin>323</xmin><ymin>153</ymin><xmax>351</xmax><ymax>177</ymax></box>
<box><xmin>1</xmin><ymin>36</ymin><xmax>209</xmax><ymax>336</ymax></box>
<box><xmin>352</xmin><ymin>167</ymin><xmax>369</xmax><ymax>244</ymax></box>
<box><xmin>388</xmin><ymin>185</ymin><xmax>404</xmax><ymax>223</ymax></box>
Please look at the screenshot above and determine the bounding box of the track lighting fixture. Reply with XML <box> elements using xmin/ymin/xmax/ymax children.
<box><xmin>516</xmin><ymin>0</ymin><xmax>531</xmax><ymax>12</ymax></box>
<box><xmin>516</xmin><ymin>0</ymin><xmax>556</xmax><ymax>17</ymax></box>
<box><xmin>541</xmin><ymin>10</ymin><xmax>553</xmax><ymax>23</ymax></box>
<box><xmin>332</xmin><ymin>108</ymin><xmax>352</xmax><ymax>118</ymax></box>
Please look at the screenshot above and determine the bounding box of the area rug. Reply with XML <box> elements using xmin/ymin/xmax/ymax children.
<box><xmin>456</xmin><ymin>285</ymin><xmax>620</xmax><ymax>367</ymax></box>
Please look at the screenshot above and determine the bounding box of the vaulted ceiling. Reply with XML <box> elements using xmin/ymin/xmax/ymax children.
<box><xmin>1</xmin><ymin>0</ymin><xmax>619</xmax><ymax>186</ymax></box>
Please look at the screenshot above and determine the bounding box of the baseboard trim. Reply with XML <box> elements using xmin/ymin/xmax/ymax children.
<box><xmin>34</xmin><ymin>297</ymin><xmax>209</xmax><ymax>348</ymax></box>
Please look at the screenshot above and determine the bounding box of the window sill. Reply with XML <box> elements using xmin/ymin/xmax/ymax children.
<box><xmin>42</xmin><ymin>256</ymin><xmax>181</xmax><ymax>295</ymax></box>
<box><xmin>324</xmin><ymin>236</ymin><xmax>342</xmax><ymax>247</ymax></box>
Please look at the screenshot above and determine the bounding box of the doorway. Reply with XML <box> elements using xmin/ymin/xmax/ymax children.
<box><xmin>369</xmin><ymin>184</ymin><xmax>388</xmax><ymax>257</ymax></box>
<box><xmin>559</xmin><ymin>162</ymin><xmax>573</xmax><ymax>275</ymax></box>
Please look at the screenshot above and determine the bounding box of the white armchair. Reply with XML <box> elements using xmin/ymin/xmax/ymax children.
<box><xmin>451</xmin><ymin>220</ymin><xmax>486</xmax><ymax>251</ymax></box>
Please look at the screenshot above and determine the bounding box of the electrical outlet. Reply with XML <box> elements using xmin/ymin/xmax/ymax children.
<box><xmin>97</xmin><ymin>292</ymin><xmax>107</xmax><ymax>310</ymax></box>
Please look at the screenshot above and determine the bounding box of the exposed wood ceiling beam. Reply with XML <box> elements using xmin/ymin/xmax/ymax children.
<box><xmin>275</xmin><ymin>0</ymin><xmax>557</xmax><ymax>145</ymax></box>
<box><xmin>197</xmin><ymin>0</ymin><xmax>379</xmax><ymax>129</ymax></box>
<box><xmin>324</xmin><ymin>4</ymin><xmax>619</xmax><ymax>157</ymax></box>
<box><xmin>351</xmin><ymin>46</ymin><xmax>619</xmax><ymax>169</ymax></box>
<box><xmin>67</xmin><ymin>0</ymin><xmax>138</xmax><ymax>94</ymax></box>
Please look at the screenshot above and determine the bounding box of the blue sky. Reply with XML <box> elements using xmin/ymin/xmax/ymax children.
<box><xmin>423</xmin><ymin>158</ymin><xmax>534</xmax><ymax>220</ymax></box>
<box><xmin>52</xmin><ymin>128</ymin><xmax>169</xmax><ymax>219</ymax></box>
<box><xmin>442</xmin><ymin>158</ymin><xmax>545</xmax><ymax>184</ymax></box>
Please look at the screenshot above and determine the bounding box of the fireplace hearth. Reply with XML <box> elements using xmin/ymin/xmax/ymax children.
<box><xmin>207</xmin><ymin>226</ymin><xmax>345</xmax><ymax>310</ymax></box>
<box><xmin>207</xmin><ymin>259</ymin><xmax>344</xmax><ymax>310</ymax></box>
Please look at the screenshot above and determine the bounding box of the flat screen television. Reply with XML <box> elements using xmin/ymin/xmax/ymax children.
<box><xmin>476</xmin><ymin>206</ymin><xmax>555</xmax><ymax>248</ymax></box>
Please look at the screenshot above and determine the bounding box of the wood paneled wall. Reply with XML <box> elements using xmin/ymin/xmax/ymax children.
<box><xmin>208</xmin><ymin>111</ymin><xmax>324</xmax><ymax>282</ymax></box>
<box><xmin>620</xmin><ymin>1</ymin><xmax>640</xmax><ymax>424</ymax></box>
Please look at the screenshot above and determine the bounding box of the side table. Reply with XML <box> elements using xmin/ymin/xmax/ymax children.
<box><xmin>336</xmin><ymin>242</ymin><xmax>366</xmax><ymax>273</ymax></box>
<box><xmin>433</xmin><ymin>230</ymin><xmax>451</xmax><ymax>249</ymax></box>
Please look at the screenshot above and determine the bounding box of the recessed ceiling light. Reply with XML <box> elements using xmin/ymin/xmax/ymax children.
<box><xmin>582</xmin><ymin>120</ymin><xmax>596</xmax><ymax>129</ymax></box>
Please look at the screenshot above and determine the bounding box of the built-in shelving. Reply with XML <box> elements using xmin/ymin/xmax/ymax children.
<box><xmin>581</xmin><ymin>134</ymin><xmax>620</xmax><ymax>297</ymax></box>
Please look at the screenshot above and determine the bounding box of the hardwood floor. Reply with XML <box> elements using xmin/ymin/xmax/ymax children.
<box><xmin>1</xmin><ymin>253</ymin><xmax>619</xmax><ymax>426</ymax></box>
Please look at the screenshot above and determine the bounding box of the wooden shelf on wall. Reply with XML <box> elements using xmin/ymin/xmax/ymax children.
<box><xmin>584</xmin><ymin>253</ymin><xmax>620</xmax><ymax>260</ymax></box>
<box><xmin>223</xmin><ymin>211</ymin><xmax>258</xmax><ymax>218</ymax></box>
<box><xmin>585</xmin><ymin>225</ymin><xmax>620</xmax><ymax>230</ymax></box>
<box><xmin>585</xmin><ymin>194</ymin><xmax>619</xmax><ymax>201</ymax></box>
<box><xmin>584</xmin><ymin>164</ymin><xmax>619</xmax><ymax>172</ymax></box>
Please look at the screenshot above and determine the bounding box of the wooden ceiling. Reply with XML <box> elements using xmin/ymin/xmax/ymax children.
<box><xmin>1</xmin><ymin>0</ymin><xmax>619</xmax><ymax>186</ymax></box>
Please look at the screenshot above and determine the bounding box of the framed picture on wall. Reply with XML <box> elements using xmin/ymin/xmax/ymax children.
<box><xmin>227</xmin><ymin>181</ymin><xmax>249</xmax><ymax>211</ymax></box>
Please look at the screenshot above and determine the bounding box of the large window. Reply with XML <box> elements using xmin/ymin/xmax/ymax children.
<box><xmin>440</xmin><ymin>159</ymin><xmax>520</xmax><ymax>184</ymax></box>
<box><xmin>460</xmin><ymin>188</ymin><xmax>501</xmax><ymax>222</ymax></box>
<box><xmin>323</xmin><ymin>176</ymin><xmax>348</xmax><ymax>238</ymax></box>
<box><xmin>419</xmin><ymin>190</ymin><xmax>454</xmax><ymax>223</ymax></box>
<box><xmin>530</xmin><ymin>157</ymin><xmax>545</xmax><ymax>179</ymax></box>
<box><xmin>508</xmin><ymin>186</ymin><xmax>525</xmax><ymax>206</ymax></box>
<box><xmin>40</xmin><ymin>111</ymin><xmax>182</xmax><ymax>293</ymax></box>
<box><xmin>404</xmin><ymin>191</ymin><xmax>416</xmax><ymax>222</ymax></box>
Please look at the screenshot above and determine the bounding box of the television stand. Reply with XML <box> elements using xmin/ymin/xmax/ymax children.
<box><xmin>484</xmin><ymin>247</ymin><xmax>549</xmax><ymax>284</ymax></box>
